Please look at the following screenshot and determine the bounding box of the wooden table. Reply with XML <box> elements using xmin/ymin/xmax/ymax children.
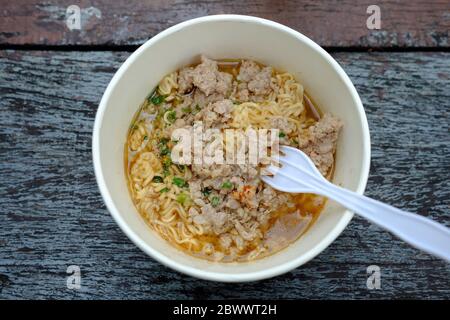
<box><xmin>0</xmin><ymin>1</ymin><xmax>449</xmax><ymax>299</ymax></box>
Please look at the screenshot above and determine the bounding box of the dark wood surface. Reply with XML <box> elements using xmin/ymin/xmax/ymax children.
<box><xmin>0</xmin><ymin>0</ymin><xmax>449</xmax><ymax>48</ymax></box>
<box><xmin>0</xmin><ymin>0</ymin><xmax>449</xmax><ymax>300</ymax></box>
<box><xmin>0</xmin><ymin>50</ymin><xmax>449</xmax><ymax>299</ymax></box>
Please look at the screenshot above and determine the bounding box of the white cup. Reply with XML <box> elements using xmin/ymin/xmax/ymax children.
<box><xmin>93</xmin><ymin>15</ymin><xmax>371</xmax><ymax>282</ymax></box>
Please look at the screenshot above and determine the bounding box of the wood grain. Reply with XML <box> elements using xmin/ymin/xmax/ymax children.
<box><xmin>0</xmin><ymin>0</ymin><xmax>449</xmax><ymax>48</ymax></box>
<box><xmin>0</xmin><ymin>50</ymin><xmax>449</xmax><ymax>299</ymax></box>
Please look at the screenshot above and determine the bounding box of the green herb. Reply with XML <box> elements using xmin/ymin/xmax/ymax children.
<box><xmin>143</xmin><ymin>135</ymin><xmax>148</xmax><ymax>140</ymax></box>
<box><xmin>166</xmin><ymin>110</ymin><xmax>177</xmax><ymax>123</ymax></box>
<box><xmin>201</xmin><ymin>187</ymin><xmax>212</xmax><ymax>197</ymax></box>
<box><xmin>172</xmin><ymin>177</ymin><xmax>187</xmax><ymax>188</ymax></box>
<box><xmin>160</xmin><ymin>146</ymin><xmax>170</xmax><ymax>156</ymax></box>
<box><xmin>279</xmin><ymin>131</ymin><xmax>286</xmax><ymax>138</ymax></box>
<box><xmin>158</xmin><ymin>138</ymin><xmax>170</xmax><ymax>156</ymax></box>
<box><xmin>211</xmin><ymin>196</ymin><xmax>220</xmax><ymax>207</ymax></box>
<box><xmin>162</xmin><ymin>157</ymin><xmax>172</xmax><ymax>177</ymax></box>
<box><xmin>152</xmin><ymin>176</ymin><xmax>164</xmax><ymax>183</ymax></box>
<box><xmin>160</xmin><ymin>187</ymin><xmax>169</xmax><ymax>193</ymax></box>
<box><xmin>147</xmin><ymin>87</ymin><xmax>165</xmax><ymax>105</ymax></box>
<box><xmin>176</xmin><ymin>193</ymin><xmax>190</xmax><ymax>205</ymax></box>
<box><xmin>232</xmin><ymin>100</ymin><xmax>240</xmax><ymax>105</ymax></box>
<box><xmin>221</xmin><ymin>181</ymin><xmax>233</xmax><ymax>189</ymax></box>
<box><xmin>150</xmin><ymin>93</ymin><xmax>165</xmax><ymax>105</ymax></box>
<box><xmin>162</xmin><ymin>157</ymin><xmax>172</xmax><ymax>168</ymax></box>
<box><xmin>192</xmin><ymin>104</ymin><xmax>201</xmax><ymax>114</ymax></box>
<box><xmin>181</xmin><ymin>106</ymin><xmax>192</xmax><ymax>113</ymax></box>
<box><xmin>176</xmin><ymin>164</ymin><xmax>186</xmax><ymax>172</ymax></box>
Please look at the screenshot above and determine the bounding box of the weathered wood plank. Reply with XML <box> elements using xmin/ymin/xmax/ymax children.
<box><xmin>0</xmin><ymin>50</ymin><xmax>449</xmax><ymax>299</ymax></box>
<box><xmin>0</xmin><ymin>0</ymin><xmax>449</xmax><ymax>48</ymax></box>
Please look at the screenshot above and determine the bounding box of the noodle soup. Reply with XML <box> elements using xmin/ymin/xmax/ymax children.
<box><xmin>125</xmin><ymin>55</ymin><xmax>342</xmax><ymax>262</ymax></box>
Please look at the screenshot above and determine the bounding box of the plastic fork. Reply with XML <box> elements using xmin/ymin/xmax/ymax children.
<box><xmin>261</xmin><ymin>146</ymin><xmax>450</xmax><ymax>261</ymax></box>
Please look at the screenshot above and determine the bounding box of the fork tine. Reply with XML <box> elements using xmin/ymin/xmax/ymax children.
<box><xmin>261</xmin><ymin>164</ymin><xmax>313</xmax><ymax>193</ymax></box>
<box><xmin>261</xmin><ymin>164</ymin><xmax>280</xmax><ymax>176</ymax></box>
<box><xmin>278</xmin><ymin>146</ymin><xmax>323</xmax><ymax>177</ymax></box>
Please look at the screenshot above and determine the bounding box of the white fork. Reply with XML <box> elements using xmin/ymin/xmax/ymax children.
<box><xmin>261</xmin><ymin>146</ymin><xmax>450</xmax><ymax>261</ymax></box>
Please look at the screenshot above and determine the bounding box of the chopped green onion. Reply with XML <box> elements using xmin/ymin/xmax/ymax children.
<box><xmin>166</xmin><ymin>110</ymin><xmax>177</xmax><ymax>123</ymax></box>
<box><xmin>162</xmin><ymin>157</ymin><xmax>172</xmax><ymax>177</ymax></box>
<box><xmin>221</xmin><ymin>181</ymin><xmax>233</xmax><ymax>189</ymax></box>
<box><xmin>279</xmin><ymin>131</ymin><xmax>286</xmax><ymax>138</ymax></box>
<box><xmin>201</xmin><ymin>187</ymin><xmax>212</xmax><ymax>196</ymax></box>
<box><xmin>160</xmin><ymin>146</ymin><xmax>170</xmax><ymax>156</ymax></box>
<box><xmin>158</xmin><ymin>138</ymin><xmax>170</xmax><ymax>156</ymax></box>
<box><xmin>192</xmin><ymin>104</ymin><xmax>201</xmax><ymax>114</ymax></box>
<box><xmin>162</xmin><ymin>158</ymin><xmax>171</xmax><ymax>169</ymax></box>
<box><xmin>160</xmin><ymin>187</ymin><xmax>169</xmax><ymax>193</ymax></box>
<box><xmin>176</xmin><ymin>193</ymin><xmax>190</xmax><ymax>205</ymax></box>
<box><xmin>172</xmin><ymin>177</ymin><xmax>187</xmax><ymax>188</ymax></box>
<box><xmin>160</xmin><ymin>137</ymin><xmax>169</xmax><ymax>144</ymax></box>
<box><xmin>152</xmin><ymin>176</ymin><xmax>164</xmax><ymax>183</ymax></box>
<box><xmin>143</xmin><ymin>135</ymin><xmax>148</xmax><ymax>140</ymax></box>
<box><xmin>211</xmin><ymin>196</ymin><xmax>220</xmax><ymax>207</ymax></box>
<box><xmin>149</xmin><ymin>88</ymin><xmax>165</xmax><ymax>105</ymax></box>
<box><xmin>181</xmin><ymin>106</ymin><xmax>191</xmax><ymax>113</ymax></box>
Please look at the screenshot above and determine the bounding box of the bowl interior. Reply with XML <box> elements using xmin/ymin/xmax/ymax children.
<box><xmin>94</xmin><ymin>16</ymin><xmax>370</xmax><ymax>281</ymax></box>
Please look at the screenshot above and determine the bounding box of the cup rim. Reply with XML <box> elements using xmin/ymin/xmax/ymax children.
<box><xmin>92</xmin><ymin>14</ymin><xmax>371</xmax><ymax>282</ymax></box>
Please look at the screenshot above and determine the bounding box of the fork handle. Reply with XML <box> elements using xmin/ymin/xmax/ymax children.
<box><xmin>319</xmin><ymin>180</ymin><xmax>450</xmax><ymax>261</ymax></box>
